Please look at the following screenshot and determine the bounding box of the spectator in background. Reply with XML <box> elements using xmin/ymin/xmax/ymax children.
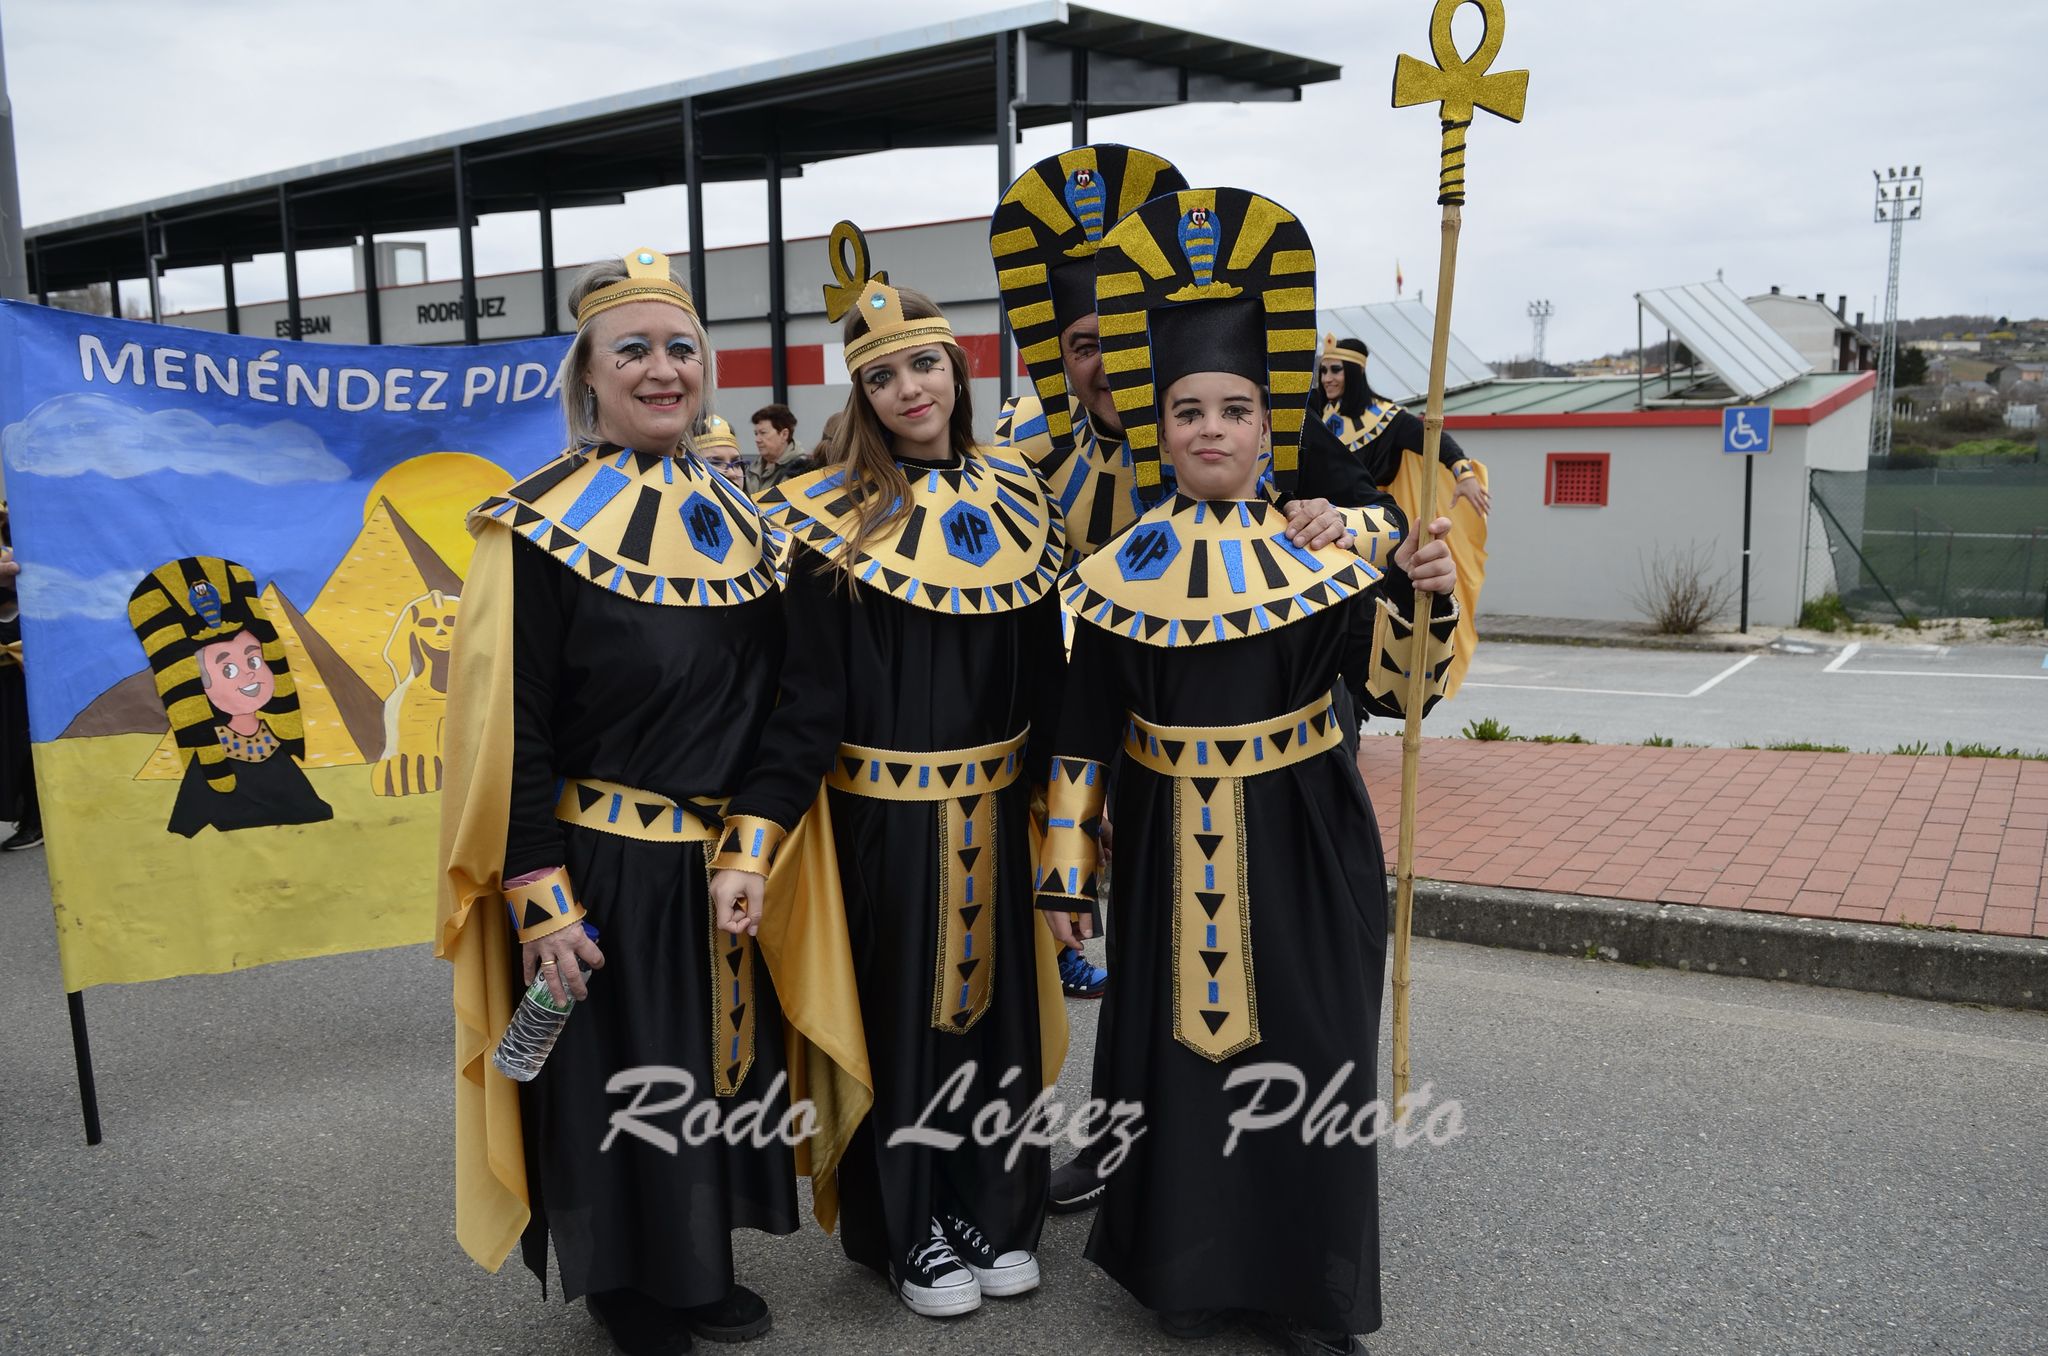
<box><xmin>0</xmin><ymin>509</ymin><xmax>40</xmax><ymax>851</ymax></box>
<box><xmin>747</xmin><ymin>403</ymin><xmax>811</xmax><ymax>494</ymax></box>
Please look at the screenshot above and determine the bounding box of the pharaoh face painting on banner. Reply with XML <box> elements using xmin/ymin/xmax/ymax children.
<box><xmin>0</xmin><ymin>303</ymin><xmax>569</xmax><ymax>990</ymax></box>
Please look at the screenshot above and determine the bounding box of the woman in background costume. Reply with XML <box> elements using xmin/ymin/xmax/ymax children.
<box><xmin>1316</xmin><ymin>333</ymin><xmax>1488</xmax><ymax>695</ymax></box>
<box><xmin>437</xmin><ymin>248</ymin><xmax>866</xmax><ymax>1356</ymax></box>
<box><xmin>1033</xmin><ymin>190</ymin><xmax>1458</xmax><ymax>1356</ymax></box>
<box><xmin>127</xmin><ymin>556</ymin><xmax>331</xmax><ymax>837</ymax></box>
<box><xmin>711</xmin><ymin>224</ymin><xmax>1067</xmax><ymax>1320</ymax></box>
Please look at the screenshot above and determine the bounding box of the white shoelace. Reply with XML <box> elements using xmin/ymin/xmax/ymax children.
<box><xmin>911</xmin><ymin>1221</ymin><xmax>962</xmax><ymax>1275</ymax></box>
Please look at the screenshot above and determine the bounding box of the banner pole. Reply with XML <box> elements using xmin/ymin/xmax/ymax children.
<box><xmin>66</xmin><ymin>990</ymin><xmax>103</xmax><ymax>1145</ymax></box>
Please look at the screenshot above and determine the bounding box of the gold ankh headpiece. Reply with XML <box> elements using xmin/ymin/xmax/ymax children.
<box><xmin>822</xmin><ymin>219</ymin><xmax>955</xmax><ymax>375</ymax></box>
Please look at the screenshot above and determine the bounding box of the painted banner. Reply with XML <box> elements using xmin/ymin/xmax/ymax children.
<box><xmin>0</xmin><ymin>302</ymin><xmax>570</xmax><ymax>990</ymax></box>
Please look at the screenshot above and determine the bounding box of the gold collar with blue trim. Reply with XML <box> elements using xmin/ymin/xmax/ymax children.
<box><xmin>471</xmin><ymin>445</ymin><xmax>777</xmax><ymax>607</ymax></box>
<box><xmin>995</xmin><ymin>392</ymin><xmax>1171</xmax><ymax>564</ymax></box>
<box><xmin>1065</xmin><ymin>494</ymin><xmax>1383</xmax><ymax>648</ymax></box>
<box><xmin>760</xmin><ymin>448</ymin><xmax>1064</xmax><ymax>616</ymax></box>
<box><xmin>1324</xmin><ymin>401</ymin><xmax>1400</xmax><ymax>451</ymax></box>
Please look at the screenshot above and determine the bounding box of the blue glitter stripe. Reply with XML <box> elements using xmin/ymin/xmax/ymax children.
<box><xmin>561</xmin><ymin>465</ymin><xmax>631</xmax><ymax>529</ymax></box>
<box><xmin>1274</xmin><ymin>534</ymin><xmax>1324</xmax><ymax>571</ymax></box>
<box><xmin>1219</xmin><ymin>539</ymin><xmax>1247</xmax><ymax>593</ymax></box>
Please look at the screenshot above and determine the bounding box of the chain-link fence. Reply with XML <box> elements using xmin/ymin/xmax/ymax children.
<box><xmin>1810</xmin><ymin>464</ymin><xmax>2048</xmax><ymax>622</ymax></box>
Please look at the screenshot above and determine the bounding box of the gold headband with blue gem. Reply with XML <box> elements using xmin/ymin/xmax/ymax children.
<box><xmin>822</xmin><ymin>220</ymin><xmax>955</xmax><ymax>375</ymax></box>
<box><xmin>575</xmin><ymin>248</ymin><xmax>701</xmax><ymax>329</ymax></box>
<box><xmin>1321</xmin><ymin>333</ymin><xmax>1369</xmax><ymax>371</ymax></box>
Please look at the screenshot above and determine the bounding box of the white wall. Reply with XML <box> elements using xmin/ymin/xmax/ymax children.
<box><xmin>1454</xmin><ymin>389</ymin><xmax>1871</xmax><ymax>628</ymax></box>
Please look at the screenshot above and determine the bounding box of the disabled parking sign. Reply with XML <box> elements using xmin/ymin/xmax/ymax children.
<box><xmin>1722</xmin><ymin>405</ymin><xmax>1773</xmax><ymax>455</ymax></box>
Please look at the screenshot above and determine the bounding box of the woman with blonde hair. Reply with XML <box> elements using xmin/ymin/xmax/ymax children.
<box><xmin>440</xmin><ymin>248</ymin><xmax>853</xmax><ymax>1354</ymax></box>
<box><xmin>710</xmin><ymin>227</ymin><xmax>1066</xmax><ymax>1320</ymax></box>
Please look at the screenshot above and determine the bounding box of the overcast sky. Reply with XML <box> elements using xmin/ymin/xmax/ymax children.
<box><xmin>8</xmin><ymin>0</ymin><xmax>2043</xmax><ymax>362</ymax></box>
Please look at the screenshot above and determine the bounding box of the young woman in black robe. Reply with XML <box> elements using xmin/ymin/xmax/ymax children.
<box><xmin>711</xmin><ymin>237</ymin><xmax>1067</xmax><ymax>1320</ymax></box>
<box><xmin>1034</xmin><ymin>191</ymin><xmax>1459</xmax><ymax>1356</ymax></box>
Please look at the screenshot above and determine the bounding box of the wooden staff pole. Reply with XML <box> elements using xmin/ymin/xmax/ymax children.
<box><xmin>1389</xmin><ymin>0</ymin><xmax>1529</xmax><ymax>1114</ymax></box>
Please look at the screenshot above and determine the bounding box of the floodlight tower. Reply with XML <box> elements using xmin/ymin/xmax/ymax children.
<box><xmin>1527</xmin><ymin>299</ymin><xmax>1553</xmax><ymax>366</ymax></box>
<box><xmin>1870</xmin><ymin>166</ymin><xmax>1925</xmax><ymax>460</ymax></box>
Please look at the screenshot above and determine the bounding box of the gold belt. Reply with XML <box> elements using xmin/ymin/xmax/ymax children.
<box><xmin>825</xmin><ymin>730</ymin><xmax>1028</xmax><ymax>1034</ymax></box>
<box><xmin>553</xmin><ymin>776</ymin><xmax>756</xmax><ymax>1097</ymax></box>
<box><xmin>1119</xmin><ymin>695</ymin><xmax>1344</xmax><ymax>1064</ymax></box>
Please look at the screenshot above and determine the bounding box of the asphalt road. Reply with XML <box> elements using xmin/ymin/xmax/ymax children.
<box><xmin>4</xmin><ymin>845</ymin><xmax>2043</xmax><ymax>1356</ymax></box>
<box><xmin>1422</xmin><ymin>640</ymin><xmax>2048</xmax><ymax>753</ymax></box>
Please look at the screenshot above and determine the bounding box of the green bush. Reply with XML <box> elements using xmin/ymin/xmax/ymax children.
<box><xmin>1462</xmin><ymin>717</ymin><xmax>1512</xmax><ymax>741</ymax></box>
<box><xmin>1642</xmin><ymin>735</ymin><xmax>1675</xmax><ymax>747</ymax></box>
<box><xmin>1765</xmin><ymin>741</ymin><xmax>1852</xmax><ymax>753</ymax></box>
<box><xmin>1799</xmin><ymin>594</ymin><xmax>1855</xmax><ymax>632</ymax></box>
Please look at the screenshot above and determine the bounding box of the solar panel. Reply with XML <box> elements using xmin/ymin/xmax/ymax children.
<box><xmin>1317</xmin><ymin>301</ymin><xmax>1496</xmax><ymax>405</ymax></box>
<box><xmin>1634</xmin><ymin>280</ymin><xmax>1812</xmax><ymax>400</ymax></box>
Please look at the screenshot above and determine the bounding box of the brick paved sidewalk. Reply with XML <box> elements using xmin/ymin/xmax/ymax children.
<box><xmin>1360</xmin><ymin>739</ymin><xmax>2048</xmax><ymax>939</ymax></box>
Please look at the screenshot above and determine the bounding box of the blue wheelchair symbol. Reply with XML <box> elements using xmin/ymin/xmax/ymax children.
<box><xmin>1722</xmin><ymin>406</ymin><xmax>1772</xmax><ymax>455</ymax></box>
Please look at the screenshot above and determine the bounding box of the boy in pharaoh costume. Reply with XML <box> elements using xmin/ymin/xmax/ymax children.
<box><xmin>1032</xmin><ymin>190</ymin><xmax>1458</xmax><ymax>1356</ymax></box>
<box><xmin>128</xmin><ymin>555</ymin><xmax>332</xmax><ymax>837</ymax></box>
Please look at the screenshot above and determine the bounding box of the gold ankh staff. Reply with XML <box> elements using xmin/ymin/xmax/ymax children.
<box><xmin>1388</xmin><ymin>0</ymin><xmax>1529</xmax><ymax>1114</ymax></box>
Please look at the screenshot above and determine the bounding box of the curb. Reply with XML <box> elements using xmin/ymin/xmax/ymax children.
<box><xmin>1409</xmin><ymin>880</ymin><xmax>2048</xmax><ymax>1011</ymax></box>
<box><xmin>1476</xmin><ymin>627</ymin><xmax>1772</xmax><ymax>653</ymax></box>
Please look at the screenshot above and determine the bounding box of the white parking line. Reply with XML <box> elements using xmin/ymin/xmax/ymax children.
<box><xmin>1462</xmin><ymin>653</ymin><xmax>1762</xmax><ymax>700</ymax></box>
<box><xmin>1820</xmin><ymin>639</ymin><xmax>2048</xmax><ymax>682</ymax></box>
<box><xmin>1687</xmin><ymin>654</ymin><xmax>1759</xmax><ymax>696</ymax></box>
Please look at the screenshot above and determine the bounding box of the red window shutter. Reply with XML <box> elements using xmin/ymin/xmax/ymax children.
<box><xmin>1545</xmin><ymin>452</ymin><xmax>1610</xmax><ymax>506</ymax></box>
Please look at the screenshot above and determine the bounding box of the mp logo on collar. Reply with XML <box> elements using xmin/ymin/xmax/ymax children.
<box><xmin>679</xmin><ymin>493</ymin><xmax>733</xmax><ymax>563</ymax></box>
<box><xmin>1117</xmin><ymin>522</ymin><xmax>1180</xmax><ymax>582</ymax></box>
<box><xmin>940</xmin><ymin>501</ymin><xmax>999</xmax><ymax>567</ymax></box>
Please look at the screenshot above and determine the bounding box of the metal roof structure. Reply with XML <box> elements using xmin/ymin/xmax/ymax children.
<box><xmin>1317</xmin><ymin>301</ymin><xmax>1495</xmax><ymax>404</ymax></box>
<box><xmin>1634</xmin><ymin>279</ymin><xmax>1812</xmax><ymax>401</ymax></box>
<box><xmin>22</xmin><ymin>2</ymin><xmax>1338</xmax><ymax>403</ymax></box>
<box><xmin>1440</xmin><ymin>370</ymin><xmax>1866</xmax><ymax>419</ymax></box>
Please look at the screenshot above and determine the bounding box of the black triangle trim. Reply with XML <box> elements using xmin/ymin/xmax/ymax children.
<box><xmin>887</xmin><ymin>762</ymin><xmax>913</xmax><ymax>786</ymax></box>
<box><xmin>522</xmin><ymin>899</ymin><xmax>553</xmax><ymax>929</ymax></box>
<box><xmin>585</xmin><ymin>550</ymin><xmax>616</xmax><ymax>577</ymax></box>
<box><xmin>937</xmin><ymin>763</ymin><xmax>962</xmax><ymax>787</ymax></box>
<box><xmin>1194</xmin><ymin>833</ymin><xmax>1223</xmax><ymax>860</ymax></box>
<box><xmin>841</xmin><ymin>756</ymin><xmax>865</xmax><ymax>781</ymax></box>
<box><xmin>575</xmin><ymin>784</ymin><xmax>605</xmax><ymax>813</ymax></box>
<box><xmin>981</xmin><ymin>757</ymin><xmax>1006</xmax><ymax>779</ymax></box>
<box><xmin>1184</xmin><ymin>618</ymin><xmax>1209</xmax><ymax>642</ymax></box>
<box><xmin>1160</xmin><ymin>739</ymin><xmax>1186</xmax><ymax>763</ymax></box>
<box><xmin>1195</xmin><ymin>891</ymin><xmax>1226</xmax><ymax>918</ymax></box>
<box><xmin>725</xmin><ymin>948</ymin><xmax>745</xmax><ymax>976</ymax></box>
<box><xmin>509</xmin><ymin>503</ymin><xmax>543</xmax><ymax>529</ymax></box>
<box><xmin>1199</xmin><ymin>1010</ymin><xmax>1229</xmax><ymax>1035</ymax></box>
<box><xmin>1190</xmin><ymin>777</ymin><xmax>1220</xmax><ymax>801</ymax></box>
<box><xmin>624</xmin><ymin>570</ymin><xmax>655</xmax><ymax>597</ymax></box>
<box><xmin>1215</xmin><ymin>739</ymin><xmax>1245</xmax><ymax>765</ymax></box>
<box><xmin>1110</xmin><ymin>604</ymin><xmax>1135</xmax><ymax>628</ymax></box>
<box><xmin>635</xmin><ymin>802</ymin><xmax>665</xmax><ymax>828</ymax></box>
<box><xmin>1200</xmin><ymin>949</ymin><xmax>1229</xmax><ymax>976</ymax></box>
<box><xmin>729</xmin><ymin>1004</ymin><xmax>746</xmax><ymax>1029</ymax></box>
<box><xmin>1142</xmin><ymin>615</ymin><xmax>1169</xmax><ymax>639</ymax></box>
<box><xmin>1273</xmin><ymin>726</ymin><xmax>1294</xmax><ymax>751</ymax></box>
<box><xmin>881</xmin><ymin>567</ymin><xmax>909</xmax><ymax>592</ymax></box>
<box><xmin>546</xmin><ymin>527</ymin><xmax>578</xmax><ymax>552</ymax></box>
<box><xmin>923</xmin><ymin>583</ymin><xmax>949</xmax><ymax>606</ymax></box>
<box><xmin>957</xmin><ymin>957</ymin><xmax>982</xmax><ymax>979</ymax></box>
<box><xmin>958</xmin><ymin>794</ymin><xmax>984</xmax><ymax>816</ymax></box>
<box><xmin>958</xmin><ymin>846</ymin><xmax>983</xmax><ymax>873</ymax></box>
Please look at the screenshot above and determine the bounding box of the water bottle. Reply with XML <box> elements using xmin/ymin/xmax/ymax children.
<box><xmin>492</xmin><ymin>922</ymin><xmax>599</xmax><ymax>1082</ymax></box>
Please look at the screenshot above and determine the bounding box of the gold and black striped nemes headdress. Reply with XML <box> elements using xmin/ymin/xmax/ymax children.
<box><xmin>1093</xmin><ymin>188</ymin><xmax>1318</xmax><ymax>493</ymax></box>
<box><xmin>822</xmin><ymin>220</ymin><xmax>956</xmax><ymax>375</ymax></box>
<box><xmin>989</xmin><ymin>145</ymin><xmax>1189</xmax><ymax>455</ymax></box>
<box><xmin>575</xmin><ymin>248</ymin><xmax>701</xmax><ymax>329</ymax></box>
<box><xmin>127</xmin><ymin>557</ymin><xmax>304</xmax><ymax>793</ymax></box>
<box><xmin>1321</xmin><ymin>333</ymin><xmax>1369</xmax><ymax>370</ymax></box>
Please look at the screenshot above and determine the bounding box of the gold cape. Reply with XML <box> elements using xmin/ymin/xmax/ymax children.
<box><xmin>1386</xmin><ymin>449</ymin><xmax>1488</xmax><ymax>698</ymax></box>
<box><xmin>437</xmin><ymin>518</ymin><xmax>876</xmax><ymax>1270</ymax></box>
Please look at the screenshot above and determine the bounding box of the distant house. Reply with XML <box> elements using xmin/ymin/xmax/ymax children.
<box><xmin>1941</xmin><ymin>380</ymin><xmax>1999</xmax><ymax>409</ymax></box>
<box><xmin>1748</xmin><ymin>289</ymin><xmax>1875</xmax><ymax>373</ymax></box>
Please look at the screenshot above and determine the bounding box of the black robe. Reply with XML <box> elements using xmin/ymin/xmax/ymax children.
<box><xmin>730</xmin><ymin>449</ymin><xmax>1066</xmax><ymax>1277</ymax></box>
<box><xmin>496</xmin><ymin>451</ymin><xmax>799</xmax><ymax>1307</ymax></box>
<box><xmin>1321</xmin><ymin>402</ymin><xmax>1470</xmax><ymax>489</ymax></box>
<box><xmin>1038</xmin><ymin>493</ymin><xmax>1450</xmax><ymax>1336</ymax></box>
<box><xmin>165</xmin><ymin>732</ymin><xmax>332</xmax><ymax>837</ymax></box>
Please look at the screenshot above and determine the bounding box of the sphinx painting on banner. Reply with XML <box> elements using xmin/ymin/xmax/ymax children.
<box><xmin>0</xmin><ymin>302</ymin><xmax>569</xmax><ymax>990</ymax></box>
